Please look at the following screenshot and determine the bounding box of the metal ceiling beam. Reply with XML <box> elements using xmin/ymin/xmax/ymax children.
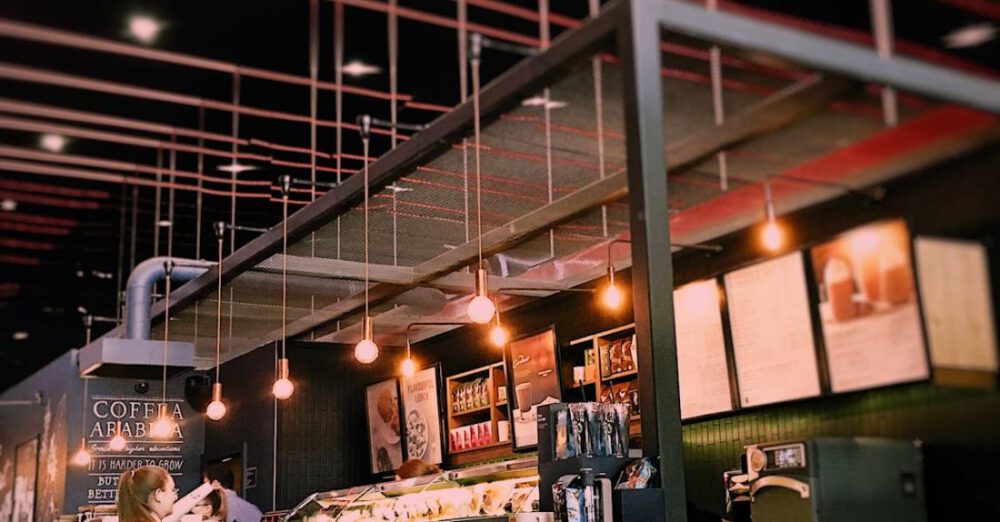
<box><xmin>253</xmin><ymin>255</ymin><xmax>569</xmax><ymax>293</ymax></box>
<box><xmin>658</xmin><ymin>0</ymin><xmax>1000</xmax><ymax>113</ymax></box>
<box><xmin>280</xmin><ymin>72</ymin><xmax>852</xmax><ymax>342</ymax></box>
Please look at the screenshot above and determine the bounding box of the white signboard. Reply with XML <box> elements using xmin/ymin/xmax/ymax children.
<box><xmin>401</xmin><ymin>367</ymin><xmax>444</xmax><ymax>466</ymax></box>
<box><xmin>725</xmin><ymin>252</ymin><xmax>821</xmax><ymax>407</ymax></box>
<box><xmin>674</xmin><ymin>279</ymin><xmax>733</xmax><ymax>419</ymax></box>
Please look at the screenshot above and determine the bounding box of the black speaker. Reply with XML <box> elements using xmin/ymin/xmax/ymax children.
<box><xmin>185</xmin><ymin>374</ymin><xmax>212</xmax><ymax>412</ymax></box>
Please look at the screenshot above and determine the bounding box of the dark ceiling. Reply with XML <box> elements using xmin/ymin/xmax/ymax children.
<box><xmin>1</xmin><ymin>0</ymin><xmax>997</xmax><ymax>392</ymax></box>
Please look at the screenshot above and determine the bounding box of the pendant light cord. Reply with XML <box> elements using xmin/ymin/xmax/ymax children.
<box><xmin>80</xmin><ymin>376</ymin><xmax>88</xmax><ymax>439</ymax></box>
<box><xmin>162</xmin><ymin>261</ymin><xmax>171</xmax><ymax>408</ymax></box>
<box><xmin>216</xmin><ymin>237</ymin><xmax>223</xmax><ymax>384</ymax></box>
<box><xmin>364</xmin><ymin>137</ymin><xmax>370</xmax><ymax>317</ymax></box>
<box><xmin>472</xmin><ymin>52</ymin><xmax>483</xmax><ymax>270</ymax></box>
<box><xmin>282</xmin><ymin>190</ymin><xmax>288</xmax><ymax>360</ymax></box>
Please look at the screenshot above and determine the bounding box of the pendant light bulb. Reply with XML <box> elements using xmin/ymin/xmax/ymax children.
<box><xmin>489</xmin><ymin>323</ymin><xmax>508</xmax><ymax>348</ymax></box>
<box><xmin>759</xmin><ymin>180</ymin><xmax>784</xmax><ymax>252</ymax></box>
<box><xmin>272</xmin><ymin>358</ymin><xmax>294</xmax><ymax>400</ymax></box>
<box><xmin>72</xmin><ymin>438</ymin><xmax>91</xmax><ymax>467</ymax></box>
<box><xmin>355</xmin><ymin>316</ymin><xmax>379</xmax><ymax>364</ymax></box>
<box><xmin>206</xmin><ymin>382</ymin><xmax>227</xmax><ymax>421</ymax></box>
<box><xmin>602</xmin><ymin>265</ymin><xmax>623</xmax><ymax>310</ymax></box>
<box><xmin>108</xmin><ymin>421</ymin><xmax>127</xmax><ymax>451</ymax></box>
<box><xmin>401</xmin><ymin>357</ymin><xmax>416</xmax><ymax>377</ymax></box>
<box><xmin>467</xmin><ymin>269</ymin><xmax>495</xmax><ymax>324</ymax></box>
<box><xmin>150</xmin><ymin>404</ymin><xmax>175</xmax><ymax>438</ymax></box>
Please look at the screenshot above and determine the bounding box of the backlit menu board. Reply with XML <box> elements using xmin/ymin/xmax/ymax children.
<box><xmin>916</xmin><ymin>236</ymin><xmax>998</xmax><ymax>372</ymax></box>
<box><xmin>674</xmin><ymin>279</ymin><xmax>733</xmax><ymax>419</ymax></box>
<box><xmin>810</xmin><ymin>220</ymin><xmax>929</xmax><ymax>393</ymax></box>
<box><xmin>724</xmin><ymin>252</ymin><xmax>821</xmax><ymax>407</ymax></box>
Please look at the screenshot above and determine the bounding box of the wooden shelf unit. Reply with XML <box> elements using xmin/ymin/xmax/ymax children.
<box><xmin>562</xmin><ymin>324</ymin><xmax>642</xmax><ymax>429</ymax></box>
<box><xmin>445</xmin><ymin>362</ymin><xmax>512</xmax><ymax>455</ymax></box>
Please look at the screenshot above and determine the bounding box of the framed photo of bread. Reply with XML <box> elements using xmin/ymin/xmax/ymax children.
<box><xmin>505</xmin><ymin>326</ymin><xmax>562</xmax><ymax>450</ymax></box>
<box><xmin>365</xmin><ymin>378</ymin><xmax>404</xmax><ymax>476</ymax></box>
<box><xmin>400</xmin><ymin>363</ymin><xmax>446</xmax><ymax>466</ymax></box>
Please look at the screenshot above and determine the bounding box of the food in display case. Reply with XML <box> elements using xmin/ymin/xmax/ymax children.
<box><xmin>282</xmin><ymin>459</ymin><xmax>539</xmax><ymax>522</ymax></box>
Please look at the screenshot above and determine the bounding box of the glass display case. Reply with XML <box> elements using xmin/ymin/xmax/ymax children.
<box><xmin>283</xmin><ymin>457</ymin><xmax>540</xmax><ymax>522</ymax></box>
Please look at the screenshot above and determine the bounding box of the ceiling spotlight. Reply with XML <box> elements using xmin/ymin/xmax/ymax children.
<box><xmin>12</xmin><ymin>331</ymin><xmax>28</xmax><ymax>341</ymax></box>
<box><xmin>943</xmin><ymin>23</ymin><xmax>997</xmax><ymax>48</ymax></box>
<box><xmin>521</xmin><ymin>96</ymin><xmax>567</xmax><ymax>109</ymax></box>
<box><xmin>157</xmin><ymin>220</ymin><xmax>173</xmax><ymax>228</ymax></box>
<box><xmin>0</xmin><ymin>199</ymin><xmax>15</xmax><ymax>212</ymax></box>
<box><xmin>217</xmin><ymin>163</ymin><xmax>257</xmax><ymax>174</ymax></box>
<box><xmin>39</xmin><ymin>134</ymin><xmax>67</xmax><ymax>153</ymax></box>
<box><xmin>127</xmin><ymin>15</ymin><xmax>163</xmax><ymax>45</ymax></box>
<box><xmin>342</xmin><ymin>60</ymin><xmax>382</xmax><ymax>77</ymax></box>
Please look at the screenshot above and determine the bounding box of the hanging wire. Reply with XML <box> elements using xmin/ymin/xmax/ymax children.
<box><xmin>589</xmin><ymin>0</ymin><xmax>608</xmax><ymax>238</ymax></box>
<box><xmin>363</xmin><ymin>129</ymin><xmax>370</xmax><ymax>318</ymax></box>
<box><xmin>162</xmin><ymin>260</ymin><xmax>172</xmax><ymax>410</ymax></box>
<box><xmin>230</xmin><ymin>73</ymin><xmax>240</xmax><ymax>254</ymax></box>
<box><xmin>215</xmin><ymin>228</ymin><xmax>224</xmax><ymax>384</ymax></box>
<box><xmin>80</xmin><ymin>376</ymin><xmax>88</xmax><ymax>440</ymax></box>
<box><xmin>706</xmin><ymin>0</ymin><xmax>729</xmax><ymax>191</ymax></box>
<box><xmin>153</xmin><ymin>147</ymin><xmax>163</xmax><ymax>258</ymax></box>
<box><xmin>869</xmin><ymin>0</ymin><xmax>898</xmax><ymax>127</ymax></box>
<box><xmin>281</xmin><ymin>178</ymin><xmax>289</xmax><ymax>361</ymax></box>
<box><xmin>540</xmin><ymin>0</ymin><xmax>554</xmax><ymax>258</ymax></box>
<box><xmin>334</xmin><ymin>1</ymin><xmax>344</xmax><ymax>261</ymax></box>
<box><xmin>471</xmin><ymin>35</ymin><xmax>483</xmax><ymax>270</ymax></box>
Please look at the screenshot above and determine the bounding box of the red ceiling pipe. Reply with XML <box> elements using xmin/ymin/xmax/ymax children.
<box><xmin>0</xmin><ymin>188</ymin><xmax>100</xmax><ymax>210</ymax></box>
<box><xmin>0</xmin><ymin>212</ymin><xmax>78</xmax><ymax>227</ymax></box>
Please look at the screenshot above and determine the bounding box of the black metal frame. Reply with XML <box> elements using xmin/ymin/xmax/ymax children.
<box><xmin>116</xmin><ymin>1</ymin><xmax>1000</xmax><ymax>518</ymax></box>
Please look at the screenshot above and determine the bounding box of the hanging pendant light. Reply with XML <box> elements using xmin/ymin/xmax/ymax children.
<box><xmin>354</xmin><ymin>115</ymin><xmax>379</xmax><ymax>364</ymax></box>
<box><xmin>760</xmin><ymin>180</ymin><xmax>784</xmax><ymax>252</ymax></box>
<box><xmin>489</xmin><ymin>307</ymin><xmax>508</xmax><ymax>348</ymax></box>
<box><xmin>151</xmin><ymin>260</ymin><xmax>177</xmax><ymax>438</ymax></box>
<box><xmin>206</xmin><ymin>221</ymin><xmax>227</xmax><ymax>420</ymax></box>
<box><xmin>108</xmin><ymin>420</ymin><xmax>127</xmax><ymax>451</ymax></box>
<box><xmin>602</xmin><ymin>240</ymin><xmax>624</xmax><ymax>311</ymax></box>
<box><xmin>401</xmin><ymin>337</ymin><xmax>416</xmax><ymax>377</ymax></box>
<box><xmin>273</xmin><ymin>175</ymin><xmax>295</xmax><ymax>399</ymax></box>
<box><xmin>72</xmin><ymin>376</ymin><xmax>91</xmax><ymax>466</ymax></box>
<box><xmin>466</xmin><ymin>33</ymin><xmax>496</xmax><ymax>324</ymax></box>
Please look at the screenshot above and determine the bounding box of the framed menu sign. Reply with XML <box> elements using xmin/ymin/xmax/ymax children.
<box><xmin>674</xmin><ymin>279</ymin><xmax>733</xmax><ymax>419</ymax></box>
<box><xmin>365</xmin><ymin>378</ymin><xmax>404</xmax><ymax>476</ymax></box>
<box><xmin>724</xmin><ymin>252</ymin><xmax>821</xmax><ymax>407</ymax></box>
<box><xmin>400</xmin><ymin>364</ymin><xmax>446</xmax><ymax>466</ymax></box>
<box><xmin>810</xmin><ymin>220</ymin><xmax>929</xmax><ymax>393</ymax></box>
<box><xmin>505</xmin><ymin>327</ymin><xmax>562</xmax><ymax>450</ymax></box>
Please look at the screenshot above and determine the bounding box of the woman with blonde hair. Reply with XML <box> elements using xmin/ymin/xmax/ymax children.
<box><xmin>116</xmin><ymin>465</ymin><xmax>179</xmax><ymax>521</ymax></box>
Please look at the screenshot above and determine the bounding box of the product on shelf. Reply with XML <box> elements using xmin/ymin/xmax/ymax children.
<box><xmin>449</xmin><ymin>421</ymin><xmax>493</xmax><ymax>452</ymax></box>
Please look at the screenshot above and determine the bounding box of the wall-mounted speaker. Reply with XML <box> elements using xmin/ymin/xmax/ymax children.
<box><xmin>185</xmin><ymin>374</ymin><xmax>212</xmax><ymax>412</ymax></box>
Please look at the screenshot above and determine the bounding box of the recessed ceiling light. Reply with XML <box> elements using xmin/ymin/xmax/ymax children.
<box><xmin>12</xmin><ymin>331</ymin><xmax>29</xmax><ymax>341</ymax></box>
<box><xmin>39</xmin><ymin>133</ymin><xmax>66</xmax><ymax>153</ymax></box>
<box><xmin>943</xmin><ymin>23</ymin><xmax>997</xmax><ymax>48</ymax></box>
<box><xmin>521</xmin><ymin>96</ymin><xmax>568</xmax><ymax>109</ymax></box>
<box><xmin>157</xmin><ymin>220</ymin><xmax>173</xmax><ymax>228</ymax></box>
<box><xmin>217</xmin><ymin>163</ymin><xmax>258</xmax><ymax>174</ymax></box>
<box><xmin>127</xmin><ymin>15</ymin><xmax>163</xmax><ymax>45</ymax></box>
<box><xmin>342</xmin><ymin>60</ymin><xmax>381</xmax><ymax>77</ymax></box>
<box><xmin>0</xmin><ymin>199</ymin><xmax>16</xmax><ymax>212</ymax></box>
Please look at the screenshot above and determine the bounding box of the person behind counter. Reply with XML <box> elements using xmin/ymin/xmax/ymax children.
<box><xmin>395</xmin><ymin>459</ymin><xmax>443</xmax><ymax>480</ymax></box>
<box><xmin>203</xmin><ymin>464</ymin><xmax>262</xmax><ymax>522</ymax></box>
<box><xmin>117</xmin><ymin>465</ymin><xmax>179</xmax><ymax>522</ymax></box>
<box><xmin>190</xmin><ymin>490</ymin><xmax>228</xmax><ymax>521</ymax></box>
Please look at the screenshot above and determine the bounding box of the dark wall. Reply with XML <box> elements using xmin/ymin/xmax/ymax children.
<box><xmin>203</xmin><ymin>343</ymin><xmax>277</xmax><ymax>512</ymax></box>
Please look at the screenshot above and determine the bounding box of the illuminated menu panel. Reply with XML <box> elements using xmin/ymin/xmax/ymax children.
<box><xmin>724</xmin><ymin>252</ymin><xmax>821</xmax><ymax>408</ymax></box>
<box><xmin>674</xmin><ymin>279</ymin><xmax>733</xmax><ymax>419</ymax></box>
<box><xmin>916</xmin><ymin>237</ymin><xmax>998</xmax><ymax>372</ymax></box>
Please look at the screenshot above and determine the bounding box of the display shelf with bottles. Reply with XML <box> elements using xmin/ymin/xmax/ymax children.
<box><xmin>445</xmin><ymin>362</ymin><xmax>512</xmax><ymax>456</ymax></box>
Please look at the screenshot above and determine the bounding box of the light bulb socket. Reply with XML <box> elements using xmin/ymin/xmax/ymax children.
<box><xmin>277</xmin><ymin>358</ymin><xmax>290</xmax><ymax>380</ymax></box>
<box><xmin>475</xmin><ymin>268</ymin><xmax>489</xmax><ymax>298</ymax></box>
<box><xmin>79</xmin><ymin>436</ymin><xmax>87</xmax><ymax>450</ymax></box>
<box><xmin>606</xmin><ymin>265</ymin><xmax>616</xmax><ymax>285</ymax></box>
<box><xmin>211</xmin><ymin>382</ymin><xmax>223</xmax><ymax>403</ymax></box>
<box><xmin>279</xmin><ymin>175</ymin><xmax>292</xmax><ymax>197</ymax></box>
<box><xmin>470</xmin><ymin>33</ymin><xmax>482</xmax><ymax>61</ymax></box>
<box><xmin>213</xmin><ymin>221</ymin><xmax>227</xmax><ymax>240</ymax></box>
<box><xmin>158</xmin><ymin>403</ymin><xmax>168</xmax><ymax>418</ymax></box>
<box><xmin>357</xmin><ymin>114</ymin><xmax>372</xmax><ymax>140</ymax></box>
<box><xmin>362</xmin><ymin>315</ymin><xmax>374</xmax><ymax>342</ymax></box>
<box><xmin>763</xmin><ymin>181</ymin><xmax>776</xmax><ymax>222</ymax></box>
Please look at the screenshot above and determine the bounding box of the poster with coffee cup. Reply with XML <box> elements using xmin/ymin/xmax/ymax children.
<box><xmin>810</xmin><ymin>220</ymin><xmax>929</xmax><ymax>393</ymax></box>
<box><xmin>365</xmin><ymin>378</ymin><xmax>404</xmax><ymax>476</ymax></box>
<box><xmin>505</xmin><ymin>327</ymin><xmax>562</xmax><ymax>450</ymax></box>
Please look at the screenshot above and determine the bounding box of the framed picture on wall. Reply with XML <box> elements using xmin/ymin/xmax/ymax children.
<box><xmin>400</xmin><ymin>363</ymin><xmax>447</xmax><ymax>467</ymax></box>
<box><xmin>505</xmin><ymin>327</ymin><xmax>562</xmax><ymax>450</ymax></box>
<box><xmin>12</xmin><ymin>436</ymin><xmax>39</xmax><ymax>522</ymax></box>
<box><xmin>365</xmin><ymin>378</ymin><xmax>404</xmax><ymax>476</ymax></box>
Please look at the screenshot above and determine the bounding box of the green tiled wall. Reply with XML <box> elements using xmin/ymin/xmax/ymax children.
<box><xmin>680</xmin><ymin>383</ymin><xmax>1000</xmax><ymax>515</ymax></box>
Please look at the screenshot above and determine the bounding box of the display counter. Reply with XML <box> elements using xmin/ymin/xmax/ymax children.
<box><xmin>283</xmin><ymin>457</ymin><xmax>539</xmax><ymax>522</ymax></box>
